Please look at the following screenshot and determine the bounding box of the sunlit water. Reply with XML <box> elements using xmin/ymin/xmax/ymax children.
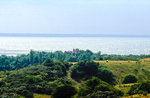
<box><xmin>0</xmin><ymin>37</ymin><xmax>150</xmax><ymax>56</ymax></box>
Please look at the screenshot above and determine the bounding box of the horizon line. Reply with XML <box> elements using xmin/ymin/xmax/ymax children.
<box><xmin>0</xmin><ymin>33</ymin><xmax>149</xmax><ymax>37</ymax></box>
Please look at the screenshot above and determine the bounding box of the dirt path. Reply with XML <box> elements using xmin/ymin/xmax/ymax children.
<box><xmin>67</xmin><ymin>65</ymin><xmax>80</xmax><ymax>88</ymax></box>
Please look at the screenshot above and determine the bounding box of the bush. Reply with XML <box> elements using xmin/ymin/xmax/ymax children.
<box><xmin>128</xmin><ymin>81</ymin><xmax>150</xmax><ymax>95</ymax></box>
<box><xmin>122</xmin><ymin>74</ymin><xmax>137</xmax><ymax>84</ymax></box>
<box><xmin>98</xmin><ymin>68</ymin><xmax>115</xmax><ymax>84</ymax></box>
<box><xmin>78</xmin><ymin>77</ymin><xmax>122</xmax><ymax>97</ymax></box>
<box><xmin>71</xmin><ymin>61</ymin><xmax>99</xmax><ymax>80</ymax></box>
<box><xmin>71</xmin><ymin>61</ymin><xmax>115</xmax><ymax>84</ymax></box>
<box><xmin>43</xmin><ymin>59</ymin><xmax>54</xmax><ymax>67</ymax></box>
<box><xmin>0</xmin><ymin>81</ymin><xmax>5</xmax><ymax>87</ymax></box>
<box><xmin>52</xmin><ymin>85</ymin><xmax>77</xmax><ymax>98</ymax></box>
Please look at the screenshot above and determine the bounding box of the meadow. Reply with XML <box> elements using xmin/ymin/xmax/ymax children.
<box><xmin>96</xmin><ymin>58</ymin><xmax>150</xmax><ymax>83</ymax></box>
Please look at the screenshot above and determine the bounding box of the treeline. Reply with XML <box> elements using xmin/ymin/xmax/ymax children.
<box><xmin>101</xmin><ymin>54</ymin><xmax>150</xmax><ymax>61</ymax></box>
<box><xmin>0</xmin><ymin>49</ymin><xmax>100</xmax><ymax>71</ymax></box>
<box><xmin>0</xmin><ymin>49</ymin><xmax>150</xmax><ymax>71</ymax></box>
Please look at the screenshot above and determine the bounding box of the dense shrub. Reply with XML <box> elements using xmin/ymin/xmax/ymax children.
<box><xmin>0</xmin><ymin>59</ymin><xmax>72</xmax><ymax>97</ymax></box>
<box><xmin>71</xmin><ymin>61</ymin><xmax>99</xmax><ymax>80</ymax></box>
<box><xmin>52</xmin><ymin>85</ymin><xmax>77</xmax><ymax>98</ymax></box>
<box><xmin>98</xmin><ymin>68</ymin><xmax>115</xmax><ymax>84</ymax></box>
<box><xmin>128</xmin><ymin>81</ymin><xmax>150</xmax><ymax>95</ymax></box>
<box><xmin>78</xmin><ymin>77</ymin><xmax>123</xmax><ymax>97</ymax></box>
<box><xmin>122</xmin><ymin>74</ymin><xmax>137</xmax><ymax>84</ymax></box>
<box><xmin>71</xmin><ymin>61</ymin><xmax>115</xmax><ymax>84</ymax></box>
<box><xmin>43</xmin><ymin>59</ymin><xmax>54</xmax><ymax>67</ymax></box>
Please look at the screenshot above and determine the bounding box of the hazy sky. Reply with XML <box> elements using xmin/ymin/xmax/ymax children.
<box><xmin>0</xmin><ymin>0</ymin><xmax>150</xmax><ymax>35</ymax></box>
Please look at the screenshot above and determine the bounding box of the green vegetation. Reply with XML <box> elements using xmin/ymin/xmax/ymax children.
<box><xmin>0</xmin><ymin>49</ymin><xmax>101</xmax><ymax>71</ymax></box>
<box><xmin>78</xmin><ymin>77</ymin><xmax>123</xmax><ymax>97</ymax></box>
<box><xmin>0</xmin><ymin>50</ymin><xmax>149</xmax><ymax>97</ymax></box>
<box><xmin>122</xmin><ymin>74</ymin><xmax>138</xmax><ymax>84</ymax></box>
<box><xmin>0</xmin><ymin>49</ymin><xmax>150</xmax><ymax>71</ymax></box>
<box><xmin>128</xmin><ymin>81</ymin><xmax>150</xmax><ymax>95</ymax></box>
<box><xmin>95</xmin><ymin>59</ymin><xmax>150</xmax><ymax>83</ymax></box>
<box><xmin>71</xmin><ymin>61</ymin><xmax>115</xmax><ymax>84</ymax></box>
<box><xmin>0</xmin><ymin>60</ymin><xmax>72</xmax><ymax>97</ymax></box>
<box><xmin>52</xmin><ymin>85</ymin><xmax>77</xmax><ymax>98</ymax></box>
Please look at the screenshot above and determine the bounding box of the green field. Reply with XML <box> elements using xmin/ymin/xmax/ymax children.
<box><xmin>71</xmin><ymin>58</ymin><xmax>150</xmax><ymax>84</ymax></box>
<box><xmin>95</xmin><ymin>58</ymin><xmax>150</xmax><ymax>83</ymax></box>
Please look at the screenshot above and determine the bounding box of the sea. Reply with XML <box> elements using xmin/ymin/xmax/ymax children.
<box><xmin>0</xmin><ymin>37</ymin><xmax>150</xmax><ymax>56</ymax></box>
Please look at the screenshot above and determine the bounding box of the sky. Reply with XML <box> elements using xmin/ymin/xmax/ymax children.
<box><xmin>0</xmin><ymin>0</ymin><xmax>150</xmax><ymax>35</ymax></box>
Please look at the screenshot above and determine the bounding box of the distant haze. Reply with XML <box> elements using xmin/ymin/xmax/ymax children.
<box><xmin>0</xmin><ymin>0</ymin><xmax>150</xmax><ymax>35</ymax></box>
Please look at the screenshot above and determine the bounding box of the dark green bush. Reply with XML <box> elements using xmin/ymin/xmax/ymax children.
<box><xmin>122</xmin><ymin>74</ymin><xmax>137</xmax><ymax>84</ymax></box>
<box><xmin>71</xmin><ymin>61</ymin><xmax>115</xmax><ymax>84</ymax></box>
<box><xmin>78</xmin><ymin>77</ymin><xmax>122</xmax><ymax>97</ymax></box>
<box><xmin>128</xmin><ymin>81</ymin><xmax>150</xmax><ymax>95</ymax></box>
<box><xmin>52</xmin><ymin>84</ymin><xmax>77</xmax><ymax>98</ymax></box>
<box><xmin>98</xmin><ymin>68</ymin><xmax>115</xmax><ymax>84</ymax></box>
<box><xmin>0</xmin><ymin>81</ymin><xmax>5</xmax><ymax>87</ymax></box>
<box><xmin>71</xmin><ymin>61</ymin><xmax>99</xmax><ymax>80</ymax></box>
<box><xmin>43</xmin><ymin>59</ymin><xmax>54</xmax><ymax>67</ymax></box>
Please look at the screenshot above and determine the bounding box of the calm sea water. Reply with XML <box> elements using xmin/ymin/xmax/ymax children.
<box><xmin>0</xmin><ymin>37</ymin><xmax>150</xmax><ymax>56</ymax></box>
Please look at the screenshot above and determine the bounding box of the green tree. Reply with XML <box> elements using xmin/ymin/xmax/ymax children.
<box><xmin>30</xmin><ymin>50</ymin><xmax>34</xmax><ymax>65</ymax></box>
<box><xmin>71</xmin><ymin>61</ymin><xmax>99</xmax><ymax>80</ymax></box>
<box><xmin>43</xmin><ymin>59</ymin><xmax>54</xmax><ymax>67</ymax></box>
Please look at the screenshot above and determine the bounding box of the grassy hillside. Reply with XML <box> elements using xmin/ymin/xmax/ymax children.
<box><xmin>95</xmin><ymin>59</ymin><xmax>150</xmax><ymax>98</ymax></box>
<box><xmin>95</xmin><ymin>58</ymin><xmax>150</xmax><ymax>83</ymax></box>
<box><xmin>71</xmin><ymin>58</ymin><xmax>150</xmax><ymax>84</ymax></box>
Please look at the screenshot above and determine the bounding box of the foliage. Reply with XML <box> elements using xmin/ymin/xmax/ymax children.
<box><xmin>0</xmin><ymin>49</ymin><xmax>101</xmax><ymax>71</ymax></box>
<box><xmin>128</xmin><ymin>81</ymin><xmax>150</xmax><ymax>95</ymax></box>
<box><xmin>122</xmin><ymin>74</ymin><xmax>138</xmax><ymax>84</ymax></box>
<box><xmin>71</xmin><ymin>61</ymin><xmax>99</xmax><ymax>80</ymax></box>
<box><xmin>43</xmin><ymin>59</ymin><xmax>54</xmax><ymax>67</ymax></box>
<box><xmin>0</xmin><ymin>49</ymin><xmax>149</xmax><ymax>71</ymax></box>
<box><xmin>52</xmin><ymin>84</ymin><xmax>77</xmax><ymax>98</ymax></box>
<box><xmin>0</xmin><ymin>59</ymin><xmax>72</xmax><ymax>97</ymax></box>
<box><xmin>78</xmin><ymin>77</ymin><xmax>123</xmax><ymax>97</ymax></box>
<box><xmin>83</xmin><ymin>91</ymin><xmax>117</xmax><ymax>98</ymax></box>
<box><xmin>0</xmin><ymin>49</ymin><xmax>149</xmax><ymax>97</ymax></box>
<box><xmin>98</xmin><ymin>68</ymin><xmax>115</xmax><ymax>84</ymax></box>
<box><xmin>71</xmin><ymin>61</ymin><xmax>115</xmax><ymax>84</ymax></box>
